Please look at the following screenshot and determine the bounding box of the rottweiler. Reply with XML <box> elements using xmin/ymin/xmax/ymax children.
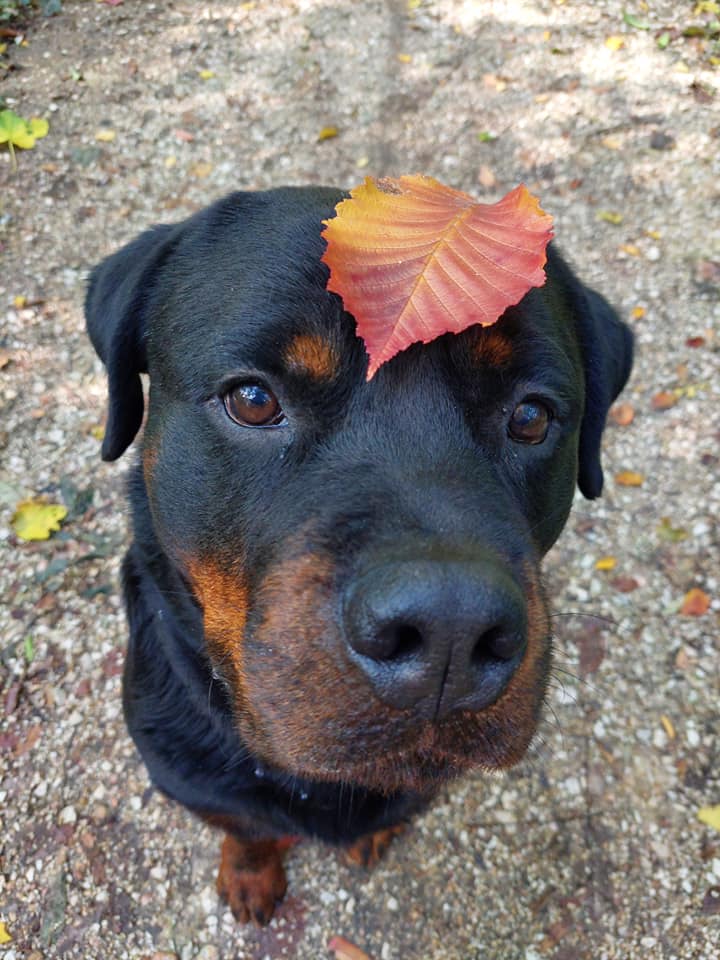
<box><xmin>85</xmin><ymin>185</ymin><xmax>633</xmax><ymax>925</ymax></box>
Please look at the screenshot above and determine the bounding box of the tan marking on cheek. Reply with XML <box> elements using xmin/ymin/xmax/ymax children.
<box><xmin>284</xmin><ymin>333</ymin><xmax>339</xmax><ymax>381</ymax></box>
<box><xmin>473</xmin><ymin>329</ymin><xmax>513</xmax><ymax>366</ymax></box>
<box><xmin>187</xmin><ymin>558</ymin><xmax>248</xmax><ymax>687</ymax></box>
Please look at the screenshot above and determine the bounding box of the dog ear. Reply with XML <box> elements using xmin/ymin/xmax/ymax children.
<box><xmin>86</xmin><ymin>225</ymin><xmax>177</xmax><ymax>461</ymax></box>
<box><xmin>571</xmin><ymin>282</ymin><xmax>634</xmax><ymax>500</ymax></box>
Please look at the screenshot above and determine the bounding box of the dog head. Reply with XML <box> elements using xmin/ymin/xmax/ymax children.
<box><xmin>87</xmin><ymin>187</ymin><xmax>632</xmax><ymax>793</ymax></box>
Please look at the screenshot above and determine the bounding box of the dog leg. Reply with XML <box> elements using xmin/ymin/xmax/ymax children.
<box><xmin>216</xmin><ymin>833</ymin><xmax>293</xmax><ymax>925</ymax></box>
<box><xmin>344</xmin><ymin>824</ymin><xmax>406</xmax><ymax>869</ymax></box>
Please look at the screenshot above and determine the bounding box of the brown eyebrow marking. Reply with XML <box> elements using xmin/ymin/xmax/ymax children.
<box><xmin>283</xmin><ymin>333</ymin><xmax>340</xmax><ymax>381</ymax></box>
<box><xmin>472</xmin><ymin>328</ymin><xmax>513</xmax><ymax>366</ymax></box>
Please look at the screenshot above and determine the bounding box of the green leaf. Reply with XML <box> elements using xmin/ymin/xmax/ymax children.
<box><xmin>657</xmin><ymin>31</ymin><xmax>671</xmax><ymax>49</ymax></box>
<box><xmin>23</xmin><ymin>635</ymin><xmax>35</xmax><ymax>664</ymax></box>
<box><xmin>477</xmin><ymin>131</ymin><xmax>497</xmax><ymax>142</ymax></box>
<box><xmin>623</xmin><ymin>11</ymin><xmax>650</xmax><ymax>30</ymax></box>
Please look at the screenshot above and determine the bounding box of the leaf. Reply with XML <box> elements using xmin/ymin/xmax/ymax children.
<box><xmin>198</xmin><ymin>69</ymin><xmax>215</xmax><ymax>80</ymax></box>
<box><xmin>0</xmin><ymin>109</ymin><xmax>48</xmax><ymax>160</ymax></box>
<box><xmin>597</xmin><ymin>210</ymin><xmax>623</xmax><ymax>225</ymax></box>
<box><xmin>657</xmin><ymin>31</ymin><xmax>672</xmax><ymax>49</ymax></box>
<box><xmin>698</xmin><ymin>805</ymin><xmax>720</xmax><ymax>832</ymax></box>
<box><xmin>0</xmin><ymin>922</ymin><xmax>11</xmax><ymax>944</ymax></box>
<box><xmin>657</xmin><ymin>517</ymin><xmax>688</xmax><ymax>542</ymax></box>
<box><xmin>321</xmin><ymin>176</ymin><xmax>554</xmax><ymax>378</ymax></box>
<box><xmin>610</xmin><ymin>402</ymin><xmax>635</xmax><ymax>426</ymax></box>
<box><xmin>623</xmin><ymin>11</ymin><xmax>651</xmax><ymax>29</ymax></box>
<box><xmin>680</xmin><ymin>587</ymin><xmax>710</xmax><ymax>616</ymax></box>
<box><xmin>12</xmin><ymin>499</ymin><xmax>68</xmax><ymax>541</ymax></box>
<box><xmin>660</xmin><ymin>714</ymin><xmax>676</xmax><ymax>739</ymax></box>
<box><xmin>614</xmin><ymin>470</ymin><xmax>644</xmax><ymax>486</ymax></box>
<box><xmin>328</xmin><ymin>936</ymin><xmax>374</xmax><ymax>960</ymax></box>
<box><xmin>318</xmin><ymin>125</ymin><xmax>338</xmax><ymax>141</ymax></box>
<box><xmin>95</xmin><ymin>127</ymin><xmax>116</xmax><ymax>142</ymax></box>
<box><xmin>605</xmin><ymin>35</ymin><xmax>626</xmax><ymax>50</ymax></box>
<box><xmin>651</xmin><ymin>390</ymin><xmax>678</xmax><ymax>410</ymax></box>
<box><xmin>595</xmin><ymin>556</ymin><xmax>617</xmax><ymax>571</ymax></box>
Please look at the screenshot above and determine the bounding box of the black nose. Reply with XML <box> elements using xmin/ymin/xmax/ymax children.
<box><xmin>343</xmin><ymin>559</ymin><xmax>527</xmax><ymax>719</ymax></box>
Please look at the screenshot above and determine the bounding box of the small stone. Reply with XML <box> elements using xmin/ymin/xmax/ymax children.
<box><xmin>195</xmin><ymin>947</ymin><xmax>219</xmax><ymax>960</ymax></box>
<box><xmin>387</xmin><ymin>895</ymin><xmax>399</xmax><ymax>911</ymax></box>
<box><xmin>58</xmin><ymin>805</ymin><xmax>77</xmax><ymax>825</ymax></box>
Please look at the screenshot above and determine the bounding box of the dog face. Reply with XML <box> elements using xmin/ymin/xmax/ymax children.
<box><xmin>87</xmin><ymin>187</ymin><xmax>632</xmax><ymax>795</ymax></box>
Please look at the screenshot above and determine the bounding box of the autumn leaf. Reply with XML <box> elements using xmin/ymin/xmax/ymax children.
<box><xmin>0</xmin><ymin>923</ymin><xmax>11</xmax><ymax>944</ymax></box>
<box><xmin>680</xmin><ymin>587</ymin><xmax>710</xmax><ymax>616</ymax></box>
<box><xmin>328</xmin><ymin>936</ymin><xmax>374</xmax><ymax>960</ymax></box>
<box><xmin>698</xmin><ymin>805</ymin><xmax>720</xmax><ymax>832</ymax></box>
<box><xmin>0</xmin><ymin>109</ymin><xmax>49</xmax><ymax>170</ymax></box>
<box><xmin>322</xmin><ymin>176</ymin><xmax>554</xmax><ymax>378</ymax></box>
<box><xmin>615</xmin><ymin>470</ymin><xmax>644</xmax><ymax>486</ymax></box>
<box><xmin>12</xmin><ymin>499</ymin><xmax>68</xmax><ymax>541</ymax></box>
<box><xmin>610</xmin><ymin>402</ymin><xmax>635</xmax><ymax>426</ymax></box>
<box><xmin>595</xmin><ymin>556</ymin><xmax>617</xmax><ymax>571</ymax></box>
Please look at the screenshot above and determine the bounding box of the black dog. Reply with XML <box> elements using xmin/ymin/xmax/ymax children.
<box><xmin>86</xmin><ymin>186</ymin><xmax>633</xmax><ymax>924</ymax></box>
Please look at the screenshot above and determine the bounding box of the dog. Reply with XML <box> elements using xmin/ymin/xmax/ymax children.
<box><xmin>85</xmin><ymin>185</ymin><xmax>633</xmax><ymax>925</ymax></box>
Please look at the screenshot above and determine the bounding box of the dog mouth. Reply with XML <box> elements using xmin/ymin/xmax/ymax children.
<box><xmin>193</xmin><ymin>545</ymin><xmax>552</xmax><ymax>795</ymax></box>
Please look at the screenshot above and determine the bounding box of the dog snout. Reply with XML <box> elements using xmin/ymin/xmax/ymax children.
<box><xmin>343</xmin><ymin>559</ymin><xmax>527</xmax><ymax>720</ymax></box>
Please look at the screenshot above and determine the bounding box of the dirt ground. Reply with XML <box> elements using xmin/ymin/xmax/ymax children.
<box><xmin>1</xmin><ymin>1</ymin><xmax>719</xmax><ymax>958</ymax></box>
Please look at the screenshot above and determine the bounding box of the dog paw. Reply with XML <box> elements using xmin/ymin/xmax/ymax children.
<box><xmin>216</xmin><ymin>834</ymin><xmax>289</xmax><ymax>925</ymax></box>
<box><xmin>344</xmin><ymin>824</ymin><xmax>406</xmax><ymax>869</ymax></box>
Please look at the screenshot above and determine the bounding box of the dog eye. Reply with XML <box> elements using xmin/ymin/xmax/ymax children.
<box><xmin>508</xmin><ymin>399</ymin><xmax>551</xmax><ymax>444</ymax></box>
<box><xmin>223</xmin><ymin>381</ymin><xmax>285</xmax><ymax>427</ymax></box>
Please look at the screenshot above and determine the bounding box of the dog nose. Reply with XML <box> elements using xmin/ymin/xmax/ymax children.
<box><xmin>343</xmin><ymin>560</ymin><xmax>527</xmax><ymax>719</ymax></box>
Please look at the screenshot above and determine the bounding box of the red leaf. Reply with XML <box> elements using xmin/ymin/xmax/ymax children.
<box><xmin>321</xmin><ymin>176</ymin><xmax>554</xmax><ymax>378</ymax></box>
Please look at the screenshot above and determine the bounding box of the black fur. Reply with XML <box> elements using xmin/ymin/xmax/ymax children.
<box><xmin>86</xmin><ymin>186</ymin><xmax>633</xmax><ymax>847</ymax></box>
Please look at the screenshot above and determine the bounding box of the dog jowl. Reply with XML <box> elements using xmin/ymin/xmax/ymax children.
<box><xmin>85</xmin><ymin>185</ymin><xmax>633</xmax><ymax>924</ymax></box>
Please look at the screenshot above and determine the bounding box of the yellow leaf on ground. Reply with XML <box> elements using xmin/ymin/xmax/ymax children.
<box><xmin>631</xmin><ymin>306</ymin><xmax>646</xmax><ymax>319</ymax></box>
<box><xmin>190</xmin><ymin>161</ymin><xmax>213</xmax><ymax>178</ymax></box>
<box><xmin>619</xmin><ymin>243</ymin><xmax>640</xmax><ymax>256</ymax></box>
<box><xmin>397</xmin><ymin>53</ymin><xmax>412</xmax><ymax>63</ymax></box>
<box><xmin>12</xmin><ymin>500</ymin><xmax>68</xmax><ymax>541</ymax></box>
<box><xmin>29</xmin><ymin>117</ymin><xmax>49</xmax><ymax>139</ymax></box>
<box><xmin>95</xmin><ymin>128</ymin><xmax>116</xmax><ymax>142</ymax></box>
<box><xmin>0</xmin><ymin>923</ymin><xmax>11</xmax><ymax>944</ymax></box>
<box><xmin>13</xmin><ymin>294</ymin><xmax>27</xmax><ymax>308</ymax></box>
<box><xmin>90</xmin><ymin>424</ymin><xmax>106</xmax><ymax>441</ymax></box>
<box><xmin>605</xmin><ymin>35</ymin><xmax>625</xmax><ymax>51</ymax></box>
<box><xmin>598</xmin><ymin>210</ymin><xmax>623</xmax><ymax>225</ymax></box>
<box><xmin>318</xmin><ymin>126</ymin><xmax>338</xmax><ymax>142</ymax></box>
<box><xmin>660</xmin><ymin>715</ymin><xmax>676</xmax><ymax>739</ymax></box>
<box><xmin>595</xmin><ymin>556</ymin><xmax>617</xmax><ymax>571</ymax></box>
<box><xmin>199</xmin><ymin>69</ymin><xmax>215</xmax><ymax>80</ymax></box>
<box><xmin>615</xmin><ymin>471</ymin><xmax>644</xmax><ymax>487</ymax></box>
<box><xmin>698</xmin><ymin>805</ymin><xmax>720</xmax><ymax>832</ymax></box>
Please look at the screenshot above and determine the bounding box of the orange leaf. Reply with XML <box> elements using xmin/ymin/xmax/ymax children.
<box><xmin>615</xmin><ymin>470</ymin><xmax>644</xmax><ymax>487</ymax></box>
<box><xmin>651</xmin><ymin>391</ymin><xmax>677</xmax><ymax>410</ymax></box>
<box><xmin>328</xmin><ymin>936</ymin><xmax>374</xmax><ymax>960</ymax></box>
<box><xmin>321</xmin><ymin>176</ymin><xmax>554</xmax><ymax>378</ymax></box>
<box><xmin>680</xmin><ymin>588</ymin><xmax>710</xmax><ymax>617</ymax></box>
<box><xmin>610</xmin><ymin>402</ymin><xmax>635</xmax><ymax>426</ymax></box>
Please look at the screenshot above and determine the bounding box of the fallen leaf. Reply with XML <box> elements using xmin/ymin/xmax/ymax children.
<box><xmin>198</xmin><ymin>69</ymin><xmax>215</xmax><ymax>80</ymax></box>
<box><xmin>605</xmin><ymin>35</ymin><xmax>626</xmax><ymax>51</ymax></box>
<box><xmin>602</xmin><ymin>135</ymin><xmax>623</xmax><ymax>150</ymax></box>
<box><xmin>631</xmin><ymin>305</ymin><xmax>647</xmax><ymax>319</ymax></box>
<box><xmin>651</xmin><ymin>391</ymin><xmax>678</xmax><ymax>410</ymax></box>
<box><xmin>623</xmin><ymin>11</ymin><xmax>650</xmax><ymax>29</ymax></box>
<box><xmin>660</xmin><ymin>714</ymin><xmax>676</xmax><ymax>739</ymax></box>
<box><xmin>318</xmin><ymin>125</ymin><xmax>338</xmax><ymax>142</ymax></box>
<box><xmin>615</xmin><ymin>470</ymin><xmax>644</xmax><ymax>486</ymax></box>
<box><xmin>698</xmin><ymin>805</ymin><xmax>720</xmax><ymax>832</ymax></box>
<box><xmin>328</xmin><ymin>936</ymin><xmax>373</xmax><ymax>960</ymax></box>
<box><xmin>680</xmin><ymin>587</ymin><xmax>710</xmax><ymax>616</ymax></box>
<box><xmin>397</xmin><ymin>53</ymin><xmax>412</xmax><ymax>63</ymax></box>
<box><xmin>611</xmin><ymin>575</ymin><xmax>639</xmax><ymax>593</ymax></box>
<box><xmin>657</xmin><ymin>517</ymin><xmax>688</xmax><ymax>542</ymax></box>
<box><xmin>619</xmin><ymin>243</ymin><xmax>641</xmax><ymax>256</ymax></box>
<box><xmin>610</xmin><ymin>402</ymin><xmax>635</xmax><ymax>425</ymax></box>
<box><xmin>595</xmin><ymin>556</ymin><xmax>617</xmax><ymax>571</ymax></box>
<box><xmin>685</xmin><ymin>335</ymin><xmax>706</xmax><ymax>348</ymax></box>
<box><xmin>95</xmin><ymin>128</ymin><xmax>116</xmax><ymax>142</ymax></box>
<box><xmin>0</xmin><ymin>109</ymin><xmax>49</xmax><ymax>168</ymax></box>
<box><xmin>13</xmin><ymin>294</ymin><xmax>26</xmax><ymax>308</ymax></box>
<box><xmin>190</xmin><ymin>161</ymin><xmax>213</xmax><ymax>178</ymax></box>
<box><xmin>597</xmin><ymin>210</ymin><xmax>623</xmax><ymax>225</ymax></box>
<box><xmin>12</xmin><ymin>499</ymin><xmax>68</xmax><ymax>541</ymax></box>
<box><xmin>174</xmin><ymin>128</ymin><xmax>195</xmax><ymax>142</ymax></box>
<box><xmin>0</xmin><ymin>923</ymin><xmax>11</xmax><ymax>944</ymax></box>
<box><xmin>322</xmin><ymin>176</ymin><xmax>553</xmax><ymax>378</ymax></box>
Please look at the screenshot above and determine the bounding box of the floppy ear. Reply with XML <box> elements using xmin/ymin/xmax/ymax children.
<box><xmin>86</xmin><ymin>224</ymin><xmax>177</xmax><ymax>461</ymax></box>
<box><xmin>572</xmin><ymin>283</ymin><xmax>634</xmax><ymax>500</ymax></box>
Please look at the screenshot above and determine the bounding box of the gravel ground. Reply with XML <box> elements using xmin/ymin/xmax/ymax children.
<box><xmin>1</xmin><ymin>1</ymin><xmax>719</xmax><ymax>958</ymax></box>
